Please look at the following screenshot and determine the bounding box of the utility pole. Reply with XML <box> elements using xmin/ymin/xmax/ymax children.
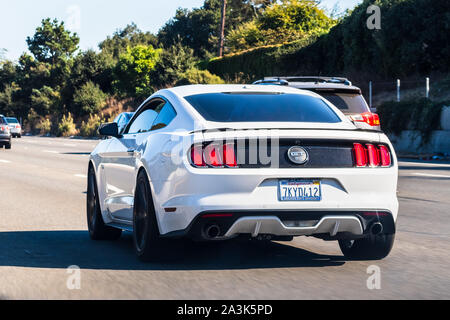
<box><xmin>218</xmin><ymin>0</ymin><xmax>227</xmax><ymax>57</ymax></box>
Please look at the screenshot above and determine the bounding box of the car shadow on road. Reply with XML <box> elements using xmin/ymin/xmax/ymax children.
<box><xmin>0</xmin><ymin>231</ymin><xmax>346</xmax><ymax>270</ymax></box>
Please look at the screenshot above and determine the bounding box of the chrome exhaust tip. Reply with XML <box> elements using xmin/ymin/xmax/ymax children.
<box><xmin>370</xmin><ymin>222</ymin><xmax>384</xmax><ymax>235</ymax></box>
<box><xmin>205</xmin><ymin>225</ymin><xmax>221</xmax><ymax>239</ymax></box>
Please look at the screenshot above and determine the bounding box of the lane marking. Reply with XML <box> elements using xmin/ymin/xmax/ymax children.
<box><xmin>43</xmin><ymin>150</ymin><xmax>59</xmax><ymax>154</ymax></box>
<box><xmin>412</xmin><ymin>172</ymin><xmax>450</xmax><ymax>178</ymax></box>
<box><xmin>400</xmin><ymin>161</ymin><xmax>450</xmax><ymax>168</ymax></box>
<box><xmin>74</xmin><ymin>174</ymin><xmax>87</xmax><ymax>179</ymax></box>
<box><xmin>0</xmin><ymin>159</ymin><xmax>11</xmax><ymax>163</ymax></box>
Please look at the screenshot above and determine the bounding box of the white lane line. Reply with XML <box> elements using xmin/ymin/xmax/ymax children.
<box><xmin>412</xmin><ymin>172</ymin><xmax>450</xmax><ymax>178</ymax></box>
<box><xmin>75</xmin><ymin>174</ymin><xmax>87</xmax><ymax>179</ymax></box>
<box><xmin>400</xmin><ymin>161</ymin><xmax>450</xmax><ymax>168</ymax></box>
<box><xmin>43</xmin><ymin>150</ymin><xmax>59</xmax><ymax>154</ymax></box>
<box><xmin>0</xmin><ymin>159</ymin><xmax>11</xmax><ymax>163</ymax></box>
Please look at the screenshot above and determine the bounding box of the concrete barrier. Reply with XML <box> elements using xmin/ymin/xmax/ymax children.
<box><xmin>441</xmin><ymin>106</ymin><xmax>450</xmax><ymax>131</ymax></box>
<box><xmin>386</xmin><ymin>106</ymin><xmax>450</xmax><ymax>155</ymax></box>
<box><xmin>389</xmin><ymin>130</ymin><xmax>450</xmax><ymax>154</ymax></box>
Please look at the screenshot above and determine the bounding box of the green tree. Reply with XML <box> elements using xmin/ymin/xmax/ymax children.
<box><xmin>158</xmin><ymin>0</ymin><xmax>263</xmax><ymax>58</ymax></box>
<box><xmin>100</xmin><ymin>23</ymin><xmax>159</xmax><ymax>60</ymax></box>
<box><xmin>26</xmin><ymin>18</ymin><xmax>80</xmax><ymax>64</ymax></box>
<box><xmin>30</xmin><ymin>86</ymin><xmax>61</xmax><ymax>115</ymax></box>
<box><xmin>70</xmin><ymin>50</ymin><xmax>115</xmax><ymax>94</ymax></box>
<box><xmin>73</xmin><ymin>81</ymin><xmax>107</xmax><ymax>116</ymax></box>
<box><xmin>0</xmin><ymin>60</ymin><xmax>17</xmax><ymax>91</ymax></box>
<box><xmin>227</xmin><ymin>0</ymin><xmax>335</xmax><ymax>52</ymax></box>
<box><xmin>113</xmin><ymin>45</ymin><xmax>162</xmax><ymax>98</ymax></box>
<box><xmin>150</xmin><ymin>42</ymin><xmax>198</xmax><ymax>89</ymax></box>
<box><xmin>0</xmin><ymin>83</ymin><xmax>20</xmax><ymax>116</ymax></box>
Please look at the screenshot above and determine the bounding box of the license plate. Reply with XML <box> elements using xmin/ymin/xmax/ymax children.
<box><xmin>279</xmin><ymin>179</ymin><xmax>322</xmax><ymax>201</ymax></box>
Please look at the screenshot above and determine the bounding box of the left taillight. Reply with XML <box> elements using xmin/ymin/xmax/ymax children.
<box><xmin>190</xmin><ymin>142</ymin><xmax>237</xmax><ymax>168</ymax></box>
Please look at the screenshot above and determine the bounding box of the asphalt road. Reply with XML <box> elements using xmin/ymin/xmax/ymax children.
<box><xmin>0</xmin><ymin>136</ymin><xmax>449</xmax><ymax>300</ymax></box>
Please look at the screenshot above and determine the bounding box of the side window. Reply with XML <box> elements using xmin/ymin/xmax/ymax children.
<box><xmin>128</xmin><ymin>109</ymin><xmax>159</xmax><ymax>134</ymax></box>
<box><xmin>151</xmin><ymin>103</ymin><xmax>177</xmax><ymax>131</ymax></box>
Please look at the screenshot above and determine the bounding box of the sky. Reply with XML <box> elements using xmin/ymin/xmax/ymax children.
<box><xmin>0</xmin><ymin>0</ymin><xmax>362</xmax><ymax>61</ymax></box>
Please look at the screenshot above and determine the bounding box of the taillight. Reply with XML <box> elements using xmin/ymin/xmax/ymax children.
<box><xmin>223</xmin><ymin>143</ymin><xmax>237</xmax><ymax>167</ymax></box>
<box><xmin>366</xmin><ymin>144</ymin><xmax>380</xmax><ymax>167</ymax></box>
<box><xmin>353</xmin><ymin>143</ymin><xmax>367</xmax><ymax>167</ymax></box>
<box><xmin>191</xmin><ymin>142</ymin><xmax>238</xmax><ymax>168</ymax></box>
<box><xmin>351</xmin><ymin>112</ymin><xmax>380</xmax><ymax>127</ymax></box>
<box><xmin>379</xmin><ymin>145</ymin><xmax>391</xmax><ymax>167</ymax></box>
<box><xmin>204</xmin><ymin>144</ymin><xmax>222</xmax><ymax>167</ymax></box>
<box><xmin>191</xmin><ymin>145</ymin><xmax>205</xmax><ymax>167</ymax></box>
<box><xmin>353</xmin><ymin>143</ymin><xmax>392</xmax><ymax>168</ymax></box>
<box><xmin>16</xmin><ymin>125</ymin><xmax>20</xmax><ymax>129</ymax></box>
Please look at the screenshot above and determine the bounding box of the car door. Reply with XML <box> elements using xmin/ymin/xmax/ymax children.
<box><xmin>102</xmin><ymin>99</ymin><xmax>164</xmax><ymax>222</ymax></box>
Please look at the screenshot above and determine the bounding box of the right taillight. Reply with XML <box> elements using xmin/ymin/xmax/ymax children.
<box><xmin>379</xmin><ymin>145</ymin><xmax>391</xmax><ymax>167</ymax></box>
<box><xmin>190</xmin><ymin>142</ymin><xmax>238</xmax><ymax>168</ymax></box>
<box><xmin>353</xmin><ymin>143</ymin><xmax>391</xmax><ymax>168</ymax></box>
<box><xmin>351</xmin><ymin>112</ymin><xmax>381</xmax><ymax>127</ymax></box>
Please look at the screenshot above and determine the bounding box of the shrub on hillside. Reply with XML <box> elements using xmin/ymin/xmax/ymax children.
<box><xmin>58</xmin><ymin>113</ymin><xmax>77</xmax><ymax>137</ymax></box>
<box><xmin>36</xmin><ymin>118</ymin><xmax>52</xmax><ymax>135</ymax></box>
<box><xmin>80</xmin><ymin>114</ymin><xmax>104</xmax><ymax>137</ymax></box>
<box><xmin>175</xmin><ymin>68</ymin><xmax>225</xmax><ymax>86</ymax></box>
<box><xmin>73</xmin><ymin>81</ymin><xmax>107</xmax><ymax>116</ymax></box>
<box><xmin>378</xmin><ymin>98</ymin><xmax>446</xmax><ymax>143</ymax></box>
<box><xmin>209</xmin><ymin>0</ymin><xmax>450</xmax><ymax>80</ymax></box>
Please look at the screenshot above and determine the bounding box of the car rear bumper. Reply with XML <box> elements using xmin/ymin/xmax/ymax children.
<box><xmin>162</xmin><ymin>210</ymin><xmax>396</xmax><ymax>240</ymax></box>
<box><xmin>156</xmin><ymin>166</ymin><xmax>399</xmax><ymax>236</ymax></box>
<box><xmin>0</xmin><ymin>133</ymin><xmax>11</xmax><ymax>142</ymax></box>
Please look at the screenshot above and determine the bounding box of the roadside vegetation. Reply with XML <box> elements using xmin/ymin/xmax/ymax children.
<box><xmin>0</xmin><ymin>0</ymin><xmax>449</xmax><ymax>137</ymax></box>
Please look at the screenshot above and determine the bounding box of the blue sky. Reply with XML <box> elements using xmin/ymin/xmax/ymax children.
<box><xmin>0</xmin><ymin>0</ymin><xmax>362</xmax><ymax>61</ymax></box>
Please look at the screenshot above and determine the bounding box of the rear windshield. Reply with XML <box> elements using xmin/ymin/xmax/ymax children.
<box><xmin>316</xmin><ymin>93</ymin><xmax>369</xmax><ymax>114</ymax></box>
<box><xmin>184</xmin><ymin>93</ymin><xmax>341</xmax><ymax>123</ymax></box>
<box><xmin>6</xmin><ymin>118</ymin><xmax>18</xmax><ymax>123</ymax></box>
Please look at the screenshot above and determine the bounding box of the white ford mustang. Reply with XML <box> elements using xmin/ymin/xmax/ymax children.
<box><xmin>87</xmin><ymin>84</ymin><xmax>398</xmax><ymax>261</ymax></box>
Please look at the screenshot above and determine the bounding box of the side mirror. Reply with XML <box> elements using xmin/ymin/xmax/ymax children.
<box><xmin>98</xmin><ymin>122</ymin><xmax>121</xmax><ymax>138</ymax></box>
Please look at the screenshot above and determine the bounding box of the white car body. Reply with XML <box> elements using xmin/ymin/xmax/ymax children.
<box><xmin>89</xmin><ymin>84</ymin><xmax>398</xmax><ymax>260</ymax></box>
<box><xmin>5</xmin><ymin>117</ymin><xmax>22</xmax><ymax>137</ymax></box>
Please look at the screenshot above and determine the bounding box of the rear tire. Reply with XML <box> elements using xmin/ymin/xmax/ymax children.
<box><xmin>133</xmin><ymin>170</ymin><xmax>165</xmax><ymax>262</ymax></box>
<box><xmin>5</xmin><ymin>142</ymin><xmax>11</xmax><ymax>149</ymax></box>
<box><xmin>339</xmin><ymin>233</ymin><xmax>395</xmax><ymax>260</ymax></box>
<box><xmin>87</xmin><ymin>166</ymin><xmax>122</xmax><ymax>240</ymax></box>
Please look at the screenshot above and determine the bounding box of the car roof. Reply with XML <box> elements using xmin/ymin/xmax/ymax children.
<box><xmin>162</xmin><ymin>84</ymin><xmax>318</xmax><ymax>98</ymax></box>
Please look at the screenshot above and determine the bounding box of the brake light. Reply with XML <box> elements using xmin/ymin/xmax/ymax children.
<box><xmin>16</xmin><ymin>125</ymin><xmax>20</xmax><ymax>129</ymax></box>
<box><xmin>204</xmin><ymin>144</ymin><xmax>222</xmax><ymax>167</ymax></box>
<box><xmin>191</xmin><ymin>145</ymin><xmax>205</xmax><ymax>167</ymax></box>
<box><xmin>353</xmin><ymin>143</ymin><xmax>367</xmax><ymax>167</ymax></box>
<box><xmin>353</xmin><ymin>143</ymin><xmax>392</xmax><ymax>168</ymax></box>
<box><xmin>379</xmin><ymin>145</ymin><xmax>391</xmax><ymax>167</ymax></box>
<box><xmin>190</xmin><ymin>142</ymin><xmax>237</xmax><ymax>168</ymax></box>
<box><xmin>366</xmin><ymin>144</ymin><xmax>380</xmax><ymax>167</ymax></box>
<box><xmin>223</xmin><ymin>143</ymin><xmax>237</xmax><ymax>167</ymax></box>
<box><xmin>351</xmin><ymin>112</ymin><xmax>380</xmax><ymax>126</ymax></box>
